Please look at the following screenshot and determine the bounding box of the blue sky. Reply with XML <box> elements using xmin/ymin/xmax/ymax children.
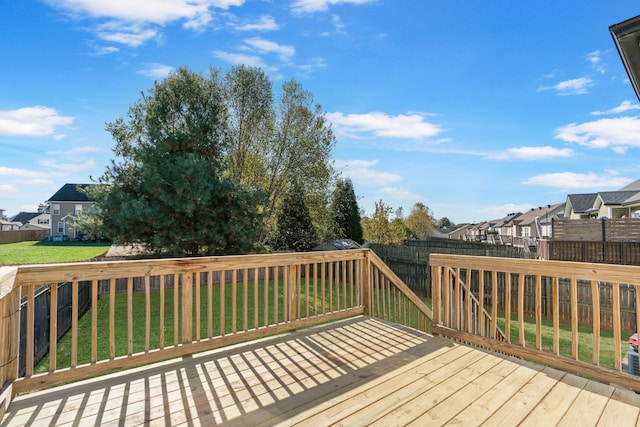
<box><xmin>2</xmin><ymin>1</ymin><xmax>640</xmax><ymax>224</ymax></box>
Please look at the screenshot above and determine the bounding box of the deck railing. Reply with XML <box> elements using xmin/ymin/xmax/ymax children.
<box><xmin>430</xmin><ymin>253</ymin><xmax>640</xmax><ymax>390</ymax></box>
<box><xmin>0</xmin><ymin>248</ymin><xmax>430</xmax><ymax>416</ymax></box>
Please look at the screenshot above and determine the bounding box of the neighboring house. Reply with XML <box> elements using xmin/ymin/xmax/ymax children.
<box><xmin>447</xmin><ymin>224</ymin><xmax>474</xmax><ymax>240</ymax></box>
<box><xmin>508</xmin><ymin>203</ymin><xmax>565</xmax><ymax>244</ymax></box>
<box><xmin>564</xmin><ymin>179</ymin><xmax>640</xmax><ymax>219</ymax></box>
<box><xmin>48</xmin><ymin>183</ymin><xmax>95</xmax><ymax>240</ymax></box>
<box><xmin>11</xmin><ymin>212</ymin><xmax>51</xmax><ymax>231</ymax></box>
<box><xmin>487</xmin><ymin>212</ymin><xmax>522</xmax><ymax>242</ymax></box>
<box><xmin>0</xmin><ymin>219</ymin><xmax>20</xmax><ymax>231</ymax></box>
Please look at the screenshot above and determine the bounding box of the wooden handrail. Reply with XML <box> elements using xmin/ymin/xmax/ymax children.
<box><xmin>0</xmin><ymin>247</ymin><xmax>429</xmax><ymax>413</ymax></box>
<box><xmin>430</xmin><ymin>253</ymin><xmax>640</xmax><ymax>390</ymax></box>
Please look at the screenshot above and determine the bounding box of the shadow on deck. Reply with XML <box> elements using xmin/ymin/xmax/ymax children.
<box><xmin>2</xmin><ymin>317</ymin><xmax>640</xmax><ymax>426</ymax></box>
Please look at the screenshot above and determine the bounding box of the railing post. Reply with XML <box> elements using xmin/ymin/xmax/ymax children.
<box><xmin>289</xmin><ymin>265</ymin><xmax>298</xmax><ymax>321</ymax></box>
<box><xmin>362</xmin><ymin>251</ymin><xmax>371</xmax><ymax>315</ymax></box>
<box><xmin>182</xmin><ymin>272</ymin><xmax>193</xmax><ymax>344</ymax></box>
<box><xmin>431</xmin><ymin>265</ymin><xmax>441</xmax><ymax>333</ymax></box>
<box><xmin>0</xmin><ymin>286</ymin><xmax>20</xmax><ymax>417</ymax></box>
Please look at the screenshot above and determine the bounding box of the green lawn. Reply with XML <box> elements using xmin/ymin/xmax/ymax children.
<box><xmin>0</xmin><ymin>241</ymin><xmax>112</xmax><ymax>265</ymax></box>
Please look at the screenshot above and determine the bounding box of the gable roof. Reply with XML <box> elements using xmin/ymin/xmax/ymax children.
<box><xmin>597</xmin><ymin>191</ymin><xmax>640</xmax><ymax>205</ymax></box>
<box><xmin>566</xmin><ymin>193</ymin><xmax>598</xmax><ymax>214</ymax></box>
<box><xmin>619</xmin><ymin>179</ymin><xmax>640</xmax><ymax>191</ymax></box>
<box><xmin>48</xmin><ymin>184</ymin><xmax>94</xmax><ymax>202</ymax></box>
<box><xmin>512</xmin><ymin>203</ymin><xmax>564</xmax><ymax>226</ymax></box>
<box><xmin>10</xmin><ymin>212</ymin><xmax>40</xmax><ymax>224</ymax></box>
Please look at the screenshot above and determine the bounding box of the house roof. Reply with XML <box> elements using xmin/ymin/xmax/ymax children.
<box><xmin>566</xmin><ymin>193</ymin><xmax>598</xmax><ymax>213</ymax></box>
<box><xmin>48</xmin><ymin>184</ymin><xmax>94</xmax><ymax>202</ymax></box>
<box><xmin>597</xmin><ymin>191</ymin><xmax>640</xmax><ymax>205</ymax></box>
<box><xmin>10</xmin><ymin>212</ymin><xmax>40</xmax><ymax>224</ymax></box>
<box><xmin>619</xmin><ymin>179</ymin><xmax>640</xmax><ymax>191</ymax></box>
<box><xmin>512</xmin><ymin>203</ymin><xmax>564</xmax><ymax>226</ymax></box>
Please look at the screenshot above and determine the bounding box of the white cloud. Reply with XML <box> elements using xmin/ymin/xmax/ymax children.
<box><xmin>334</xmin><ymin>159</ymin><xmax>402</xmax><ymax>187</ymax></box>
<box><xmin>38</xmin><ymin>159</ymin><xmax>96</xmax><ymax>173</ymax></box>
<box><xmin>591</xmin><ymin>100</ymin><xmax>640</xmax><ymax>116</ymax></box>
<box><xmin>46</xmin><ymin>0</ymin><xmax>243</xmax><ymax>24</ymax></box>
<box><xmin>137</xmin><ymin>63</ymin><xmax>174</xmax><ymax>79</ymax></box>
<box><xmin>326</xmin><ymin>111</ymin><xmax>445</xmax><ymax>140</ymax></box>
<box><xmin>0</xmin><ymin>106</ymin><xmax>74</xmax><ymax>137</ymax></box>
<box><xmin>0</xmin><ymin>185</ymin><xmax>18</xmax><ymax>194</ymax></box>
<box><xmin>486</xmin><ymin>146</ymin><xmax>574</xmax><ymax>160</ymax></box>
<box><xmin>46</xmin><ymin>0</ymin><xmax>245</xmax><ymax>47</ymax></box>
<box><xmin>94</xmin><ymin>22</ymin><xmax>158</xmax><ymax>47</ymax></box>
<box><xmin>479</xmin><ymin>203</ymin><xmax>535</xmax><ymax>219</ymax></box>
<box><xmin>233</xmin><ymin>15</ymin><xmax>279</xmax><ymax>31</ymax></box>
<box><xmin>212</xmin><ymin>50</ymin><xmax>267</xmax><ymax>68</ymax></box>
<box><xmin>523</xmin><ymin>171</ymin><xmax>632</xmax><ymax>190</ymax></box>
<box><xmin>555</xmin><ymin>116</ymin><xmax>640</xmax><ymax>154</ymax></box>
<box><xmin>291</xmin><ymin>0</ymin><xmax>376</xmax><ymax>14</ymax></box>
<box><xmin>47</xmin><ymin>146</ymin><xmax>104</xmax><ymax>156</ymax></box>
<box><xmin>538</xmin><ymin>77</ymin><xmax>593</xmax><ymax>95</ymax></box>
<box><xmin>587</xmin><ymin>50</ymin><xmax>605</xmax><ymax>75</ymax></box>
<box><xmin>243</xmin><ymin>38</ymin><xmax>295</xmax><ymax>62</ymax></box>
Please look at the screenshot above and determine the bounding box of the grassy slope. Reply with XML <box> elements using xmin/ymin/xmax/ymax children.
<box><xmin>0</xmin><ymin>241</ymin><xmax>112</xmax><ymax>265</ymax></box>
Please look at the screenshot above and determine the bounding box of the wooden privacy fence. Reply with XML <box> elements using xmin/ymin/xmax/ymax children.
<box><xmin>552</xmin><ymin>218</ymin><xmax>640</xmax><ymax>242</ymax></box>
<box><xmin>0</xmin><ymin>249</ymin><xmax>431</xmax><ymax>415</ymax></box>
<box><xmin>430</xmin><ymin>254</ymin><xmax>640</xmax><ymax>391</ymax></box>
<box><xmin>18</xmin><ymin>282</ymin><xmax>91</xmax><ymax>376</ymax></box>
<box><xmin>543</xmin><ymin>240</ymin><xmax>640</xmax><ymax>265</ymax></box>
<box><xmin>0</xmin><ymin>230</ymin><xmax>47</xmax><ymax>245</ymax></box>
<box><xmin>370</xmin><ymin>239</ymin><xmax>531</xmax><ymax>295</ymax></box>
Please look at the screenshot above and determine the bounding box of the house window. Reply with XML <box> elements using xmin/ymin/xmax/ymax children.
<box><xmin>57</xmin><ymin>222</ymin><xmax>64</xmax><ymax>234</ymax></box>
<box><xmin>75</xmin><ymin>204</ymin><xmax>83</xmax><ymax>215</ymax></box>
<box><xmin>38</xmin><ymin>218</ymin><xmax>49</xmax><ymax>225</ymax></box>
<box><xmin>52</xmin><ymin>204</ymin><xmax>60</xmax><ymax>215</ymax></box>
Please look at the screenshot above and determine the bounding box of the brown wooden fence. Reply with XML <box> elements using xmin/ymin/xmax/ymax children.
<box><xmin>0</xmin><ymin>230</ymin><xmax>47</xmax><ymax>245</ymax></box>
<box><xmin>370</xmin><ymin>239</ymin><xmax>531</xmax><ymax>296</ymax></box>
<box><xmin>552</xmin><ymin>218</ymin><xmax>640</xmax><ymax>241</ymax></box>
<box><xmin>543</xmin><ymin>241</ymin><xmax>640</xmax><ymax>265</ymax></box>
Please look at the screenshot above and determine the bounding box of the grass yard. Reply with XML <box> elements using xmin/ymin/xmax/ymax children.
<box><xmin>0</xmin><ymin>241</ymin><xmax>112</xmax><ymax>265</ymax></box>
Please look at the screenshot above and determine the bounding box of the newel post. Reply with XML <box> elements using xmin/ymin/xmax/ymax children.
<box><xmin>0</xmin><ymin>267</ymin><xmax>21</xmax><ymax>418</ymax></box>
<box><xmin>431</xmin><ymin>264</ymin><xmax>441</xmax><ymax>332</ymax></box>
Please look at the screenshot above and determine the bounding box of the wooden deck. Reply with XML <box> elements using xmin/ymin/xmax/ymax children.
<box><xmin>2</xmin><ymin>316</ymin><xmax>640</xmax><ymax>427</ymax></box>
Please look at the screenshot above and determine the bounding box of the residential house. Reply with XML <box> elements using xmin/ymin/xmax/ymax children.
<box><xmin>507</xmin><ymin>203</ymin><xmax>565</xmax><ymax>245</ymax></box>
<box><xmin>447</xmin><ymin>224</ymin><xmax>474</xmax><ymax>240</ymax></box>
<box><xmin>564</xmin><ymin>179</ymin><xmax>640</xmax><ymax>219</ymax></box>
<box><xmin>48</xmin><ymin>183</ymin><xmax>95</xmax><ymax>240</ymax></box>
<box><xmin>10</xmin><ymin>212</ymin><xmax>51</xmax><ymax>231</ymax></box>
<box><xmin>485</xmin><ymin>212</ymin><xmax>522</xmax><ymax>244</ymax></box>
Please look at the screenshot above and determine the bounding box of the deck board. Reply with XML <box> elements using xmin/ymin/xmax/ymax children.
<box><xmin>2</xmin><ymin>316</ymin><xmax>640</xmax><ymax>427</ymax></box>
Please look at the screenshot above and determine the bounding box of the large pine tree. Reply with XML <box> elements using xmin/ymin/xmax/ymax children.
<box><xmin>329</xmin><ymin>178</ymin><xmax>363</xmax><ymax>243</ymax></box>
<box><xmin>92</xmin><ymin>67</ymin><xmax>265</xmax><ymax>256</ymax></box>
<box><xmin>272</xmin><ymin>182</ymin><xmax>318</xmax><ymax>252</ymax></box>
